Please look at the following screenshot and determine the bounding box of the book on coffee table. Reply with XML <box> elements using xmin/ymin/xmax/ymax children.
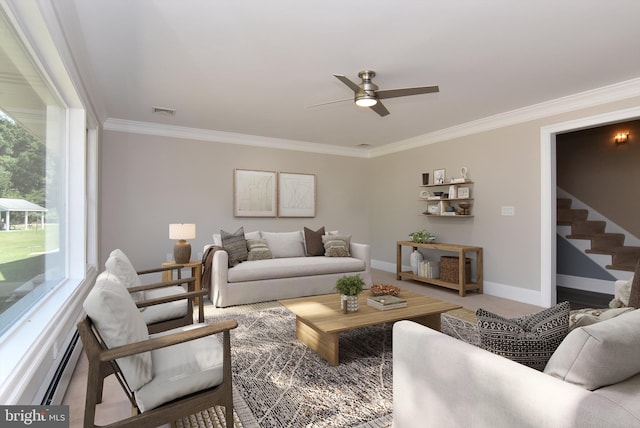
<box><xmin>367</xmin><ymin>295</ymin><xmax>407</xmax><ymax>310</ymax></box>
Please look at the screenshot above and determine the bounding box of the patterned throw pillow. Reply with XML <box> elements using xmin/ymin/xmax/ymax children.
<box><xmin>221</xmin><ymin>227</ymin><xmax>248</xmax><ymax>267</ymax></box>
<box><xmin>246</xmin><ymin>238</ymin><xmax>273</xmax><ymax>261</ymax></box>
<box><xmin>322</xmin><ymin>234</ymin><xmax>351</xmax><ymax>257</ymax></box>
<box><xmin>476</xmin><ymin>301</ymin><xmax>570</xmax><ymax>371</ymax></box>
<box><xmin>304</xmin><ymin>226</ymin><xmax>325</xmax><ymax>256</ymax></box>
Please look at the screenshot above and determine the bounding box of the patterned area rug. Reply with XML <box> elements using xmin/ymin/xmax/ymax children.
<box><xmin>175</xmin><ymin>303</ymin><xmax>478</xmax><ymax>428</ymax></box>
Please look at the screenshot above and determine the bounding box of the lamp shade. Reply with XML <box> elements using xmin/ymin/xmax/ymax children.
<box><xmin>169</xmin><ymin>223</ymin><xmax>196</xmax><ymax>240</ymax></box>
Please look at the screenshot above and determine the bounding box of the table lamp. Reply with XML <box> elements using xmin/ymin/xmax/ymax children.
<box><xmin>169</xmin><ymin>223</ymin><xmax>196</xmax><ymax>264</ymax></box>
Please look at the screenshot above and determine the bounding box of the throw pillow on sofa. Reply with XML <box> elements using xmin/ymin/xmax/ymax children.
<box><xmin>304</xmin><ymin>226</ymin><xmax>326</xmax><ymax>256</ymax></box>
<box><xmin>221</xmin><ymin>227</ymin><xmax>248</xmax><ymax>267</ymax></box>
<box><xmin>246</xmin><ymin>238</ymin><xmax>273</xmax><ymax>261</ymax></box>
<box><xmin>322</xmin><ymin>234</ymin><xmax>351</xmax><ymax>257</ymax></box>
<box><xmin>476</xmin><ymin>301</ymin><xmax>570</xmax><ymax>371</ymax></box>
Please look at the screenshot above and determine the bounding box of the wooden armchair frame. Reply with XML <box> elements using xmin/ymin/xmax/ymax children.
<box><xmin>131</xmin><ymin>264</ymin><xmax>206</xmax><ymax>334</ymax></box>
<box><xmin>77</xmin><ymin>315</ymin><xmax>238</xmax><ymax>428</ymax></box>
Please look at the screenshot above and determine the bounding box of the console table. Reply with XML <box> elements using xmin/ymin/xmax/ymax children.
<box><xmin>396</xmin><ymin>241</ymin><xmax>483</xmax><ymax>296</ymax></box>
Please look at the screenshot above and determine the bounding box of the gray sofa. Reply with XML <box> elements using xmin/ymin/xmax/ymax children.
<box><xmin>392</xmin><ymin>308</ymin><xmax>640</xmax><ymax>428</ymax></box>
<box><xmin>208</xmin><ymin>230</ymin><xmax>372</xmax><ymax>307</ymax></box>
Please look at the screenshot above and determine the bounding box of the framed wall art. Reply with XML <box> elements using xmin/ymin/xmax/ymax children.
<box><xmin>234</xmin><ymin>169</ymin><xmax>277</xmax><ymax>217</ymax></box>
<box><xmin>458</xmin><ymin>187</ymin><xmax>470</xmax><ymax>199</ymax></box>
<box><xmin>433</xmin><ymin>168</ymin><xmax>446</xmax><ymax>184</ymax></box>
<box><xmin>278</xmin><ymin>172</ymin><xmax>316</xmax><ymax>217</ymax></box>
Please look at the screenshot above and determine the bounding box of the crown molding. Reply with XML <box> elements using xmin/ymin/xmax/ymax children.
<box><xmin>102</xmin><ymin>118</ymin><xmax>371</xmax><ymax>158</ymax></box>
<box><xmin>369</xmin><ymin>77</ymin><xmax>640</xmax><ymax>158</ymax></box>
<box><xmin>104</xmin><ymin>77</ymin><xmax>640</xmax><ymax>159</ymax></box>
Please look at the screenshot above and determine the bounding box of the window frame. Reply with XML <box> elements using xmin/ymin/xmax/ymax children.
<box><xmin>0</xmin><ymin>0</ymin><xmax>98</xmax><ymax>404</ymax></box>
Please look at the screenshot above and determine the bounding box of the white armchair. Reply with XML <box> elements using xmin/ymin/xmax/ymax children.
<box><xmin>78</xmin><ymin>270</ymin><xmax>237</xmax><ymax>428</ymax></box>
<box><xmin>105</xmin><ymin>249</ymin><xmax>206</xmax><ymax>333</ymax></box>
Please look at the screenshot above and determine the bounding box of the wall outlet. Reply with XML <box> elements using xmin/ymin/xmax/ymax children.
<box><xmin>197</xmin><ymin>251</ymin><xmax>203</xmax><ymax>260</ymax></box>
<box><xmin>166</xmin><ymin>252</ymin><xmax>173</xmax><ymax>262</ymax></box>
<box><xmin>501</xmin><ymin>206</ymin><xmax>515</xmax><ymax>216</ymax></box>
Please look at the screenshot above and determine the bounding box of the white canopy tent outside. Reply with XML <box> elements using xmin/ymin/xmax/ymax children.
<box><xmin>0</xmin><ymin>198</ymin><xmax>47</xmax><ymax>230</ymax></box>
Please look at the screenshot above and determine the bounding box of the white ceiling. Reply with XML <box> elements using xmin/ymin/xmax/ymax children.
<box><xmin>53</xmin><ymin>0</ymin><xmax>640</xmax><ymax>152</ymax></box>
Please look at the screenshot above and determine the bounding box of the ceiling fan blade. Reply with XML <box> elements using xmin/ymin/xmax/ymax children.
<box><xmin>370</xmin><ymin>101</ymin><xmax>390</xmax><ymax>117</ymax></box>
<box><xmin>305</xmin><ymin>98</ymin><xmax>352</xmax><ymax>108</ymax></box>
<box><xmin>334</xmin><ymin>74</ymin><xmax>361</xmax><ymax>93</ymax></box>
<box><xmin>376</xmin><ymin>85</ymin><xmax>439</xmax><ymax>100</ymax></box>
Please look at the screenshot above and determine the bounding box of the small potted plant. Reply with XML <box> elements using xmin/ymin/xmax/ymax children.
<box><xmin>335</xmin><ymin>274</ymin><xmax>365</xmax><ymax>313</ymax></box>
<box><xmin>409</xmin><ymin>229</ymin><xmax>436</xmax><ymax>244</ymax></box>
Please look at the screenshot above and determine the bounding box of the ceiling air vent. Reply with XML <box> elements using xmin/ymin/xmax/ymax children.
<box><xmin>152</xmin><ymin>106</ymin><xmax>176</xmax><ymax>115</ymax></box>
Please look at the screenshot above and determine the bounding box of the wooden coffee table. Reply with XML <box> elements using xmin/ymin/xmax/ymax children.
<box><xmin>279</xmin><ymin>291</ymin><xmax>461</xmax><ymax>366</ymax></box>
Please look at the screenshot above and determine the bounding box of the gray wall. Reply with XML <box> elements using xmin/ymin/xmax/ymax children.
<box><xmin>100</xmin><ymin>131</ymin><xmax>370</xmax><ymax>269</ymax></box>
<box><xmin>99</xmin><ymin>96</ymin><xmax>640</xmax><ymax>304</ymax></box>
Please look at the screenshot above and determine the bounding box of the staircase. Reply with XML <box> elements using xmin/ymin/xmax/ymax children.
<box><xmin>558</xmin><ymin>198</ymin><xmax>640</xmax><ymax>272</ymax></box>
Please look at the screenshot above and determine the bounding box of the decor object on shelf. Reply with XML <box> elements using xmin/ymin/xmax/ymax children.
<box><xmin>336</xmin><ymin>274</ymin><xmax>365</xmax><ymax>313</ymax></box>
<box><xmin>433</xmin><ymin>168</ymin><xmax>445</xmax><ymax>184</ymax></box>
<box><xmin>370</xmin><ymin>284</ymin><xmax>401</xmax><ymax>296</ymax></box>
<box><xmin>422</xmin><ymin>173</ymin><xmax>429</xmax><ymax>185</ymax></box>
<box><xmin>457</xmin><ymin>187</ymin><xmax>470</xmax><ymax>198</ymax></box>
<box><xmin>459</xmin><ymin>202</ymin><xmax>471</xmax><ymax>215</ymax></box>
<box><xmin>410</xmin><ymin>249</ymin><xmax>424</xmax><ymax>275</ymax></box>
<box><xmin>234</xmin><ymin>169</ymin><xmax>277</xmax><ymax>217</ymax></box>
<box><xmin>409</xmin><ymin>229</ymin><xmax>436</xmax><ymax>243</ymax></box>
<box><xmin>169</xmin><ymin>223</ymin><xmax>196</xmax><ymax>264</ymax></box>
<box><xmin>460</xmin><ymin>166</ymin><xmax>468</xmax><ymax>179</ymax></box>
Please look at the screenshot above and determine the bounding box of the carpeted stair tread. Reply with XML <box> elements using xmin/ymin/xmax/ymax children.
<box><xmin>570</xmin><ymin>220</ymin><xmax>606</xmax><ymax>236</ymax></box>
<box><xmin>566</xmin><ymin>234</ymin><xmax>597</xmax><ymax>240</ymax></box>
<box><xmin>557</xmin><ymin>198</ymin><xmax>572</xmax><ymax>209</ymax></box>
<box><xmin>610</xmin><ymin>246</ymin><xmax>640</xmax><ymax>270</ymax></box>
<box><xmin>606</xmin><ymin>263</ymin><xmax>638</xmax><ymax>272</ymax></box>
<box><xmin>557</xmin><ymin>208</ymin><xmax>588</xmax><ymax>224</ymax></box>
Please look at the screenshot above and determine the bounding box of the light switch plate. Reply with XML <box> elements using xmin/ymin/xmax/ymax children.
<box><xmin>501</xmin><ymin>206</ymin><xmax>515</xmax><ymax>216</ymax></box>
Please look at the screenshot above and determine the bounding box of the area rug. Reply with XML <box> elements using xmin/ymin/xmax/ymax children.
<box><xmin>176</xmin><ymin>304</ymin><xmax>478</xmax><ymax>428</ymax></box>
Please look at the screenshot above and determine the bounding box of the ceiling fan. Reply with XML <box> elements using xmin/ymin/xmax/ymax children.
<box><xmin>330</xmin><ymin>70</ymin><xmax>440</xmax><ymax>117</ymax></box>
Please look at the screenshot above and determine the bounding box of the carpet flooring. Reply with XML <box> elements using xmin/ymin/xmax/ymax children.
<box><xmin>175</xmin><ymin>304</ymin><xmax>478</xmax><ymax>428</ymax></box>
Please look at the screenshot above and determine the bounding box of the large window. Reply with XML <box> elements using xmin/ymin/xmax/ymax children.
<box><xmin>0</xmin><ymin>8</ymin><xmax>66</xmax><ymax>334</ymax></box>
<box><xmin>0</xmin><ymin>0</ymin><xmax>96</xmax><ymax>404</ymax></box>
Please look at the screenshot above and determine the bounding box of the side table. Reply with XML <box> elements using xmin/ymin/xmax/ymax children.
<box><xmin>162</xmin><ymin>260</ymin><xmax>203</xmax><ymax>304</ymax></box>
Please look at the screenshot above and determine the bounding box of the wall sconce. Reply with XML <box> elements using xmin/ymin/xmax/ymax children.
<box><xmin>614</xmin><ymin>132</ymin><xmax>629</xmax><ymax>145</ymax></box>
<box><xmin>169</xmin><ymin>223</ymin><xmax>196</xmax><ymax>263</ymax></box>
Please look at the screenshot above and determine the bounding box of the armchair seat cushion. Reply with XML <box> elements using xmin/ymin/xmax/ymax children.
<box><xmin>134</xmin><ymin>324</ymin><xmax>225</xmax><ymax>412</ymax></box>
<box><xmin>141</xmin><ymin>286</ymin><xmax>190</xmax><ymax>325</ymax></box>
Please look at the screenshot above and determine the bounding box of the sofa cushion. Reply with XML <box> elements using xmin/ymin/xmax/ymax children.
<box><xmin>105</xmin><ymin>249</ymin><xmax>144</xmax><ymax>303</ymax></box>
<box><xmin>544</xmin><ymin>308</ymin><xmax>640</xmax><ymax>390</ymax></box>
<box><xmin>304</xmin><ymin>226</ymin><xmax>326</xmax><ymax>256</ymax></box>
<box><xmin>83</xmin><ymin>271</ymin><xmax>152</xmax><ymax>390</ymax></box>
<box><xmin>221</xmin><ymin>227</ymin><xmax>248</xmax><ymax>267</ymax></box>
<box><xmin>141</xmin><ymin>286</ymin><xmax>189</xmax><ymax>325</ymax></box>
<box><xmin>322</xmin><ymin>234</ymin><xmax>352</xmax><ymax>257</ymax></box>
<box><xmin>262</xmin><ymin>231</ymin><xmax>306</xmax><ymax>258</ymax></box>
<box><xmin>227</xmin><ymin>256</ymin><xmax>365</xmax><ymax>283</ymax></box>
<box><xmin>246</xmin><ymin>238</ymin><xmax>273</xmax><ymax>261</ymax></box>
<box><xmin>476</xmin><ymin>301</ymin><xmax>570</xmax><ymax>371</ymax></box>
<box><xmin>135</xmin><ymin>324</ymin><xmax>225</xmax><ymax>411</ymax></box>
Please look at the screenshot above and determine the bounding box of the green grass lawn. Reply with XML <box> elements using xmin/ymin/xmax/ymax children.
<box><xmin>0</xmin><ymin>224</ymin><xmax>59</xmax><ymax>264</ymax></box>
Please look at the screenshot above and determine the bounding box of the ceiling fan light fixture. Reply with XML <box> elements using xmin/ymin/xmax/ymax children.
<box><xmin>355</xmin><ymin>94</ymin><xmax>377</xmax><ymax>107</ymax></box>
